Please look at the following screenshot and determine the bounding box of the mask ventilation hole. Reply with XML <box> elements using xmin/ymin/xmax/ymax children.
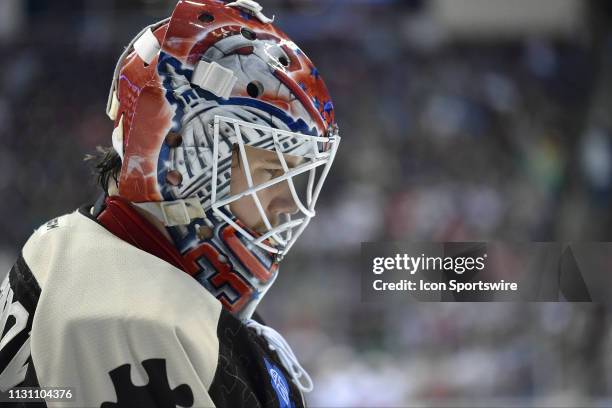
<box><xmin>165</xmin><ymin>132</ymin><xmax>183</xmax><ymax>147</ymax></box>
<box><xmin>166</xmin><ymin>170</ymin><xmax>183</xmax><ymax>186</ymax></box>
<box><xmin>278</xmin><ymin>56</ymin><xmax>289</xmax><ymax>67</ymax></box>
<box><xmin>247</xmin><ymin>81</ymin><xmax>264</xmax><ymax>98</ymax></box>
<box><xmin>199</xmin><ymin>13</ymin><xmax>215</xmax><ymax>23</ymax></box>
<box><xmin>241</xmin><ymin>27</ymin><xmax>257</xmax><ymax>41</ymax></box>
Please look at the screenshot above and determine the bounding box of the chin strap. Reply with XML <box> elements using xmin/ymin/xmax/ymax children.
<box><xmin>245</xmin><ymin>319</ymin><xmax>314</xmax><ymax>394</ymax></box>
<box><xmin>133</xmin><ymin>198</ymin><xmax>207</xmax><ymax>227</ymax></box>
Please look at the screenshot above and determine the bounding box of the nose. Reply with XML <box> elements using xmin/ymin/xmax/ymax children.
<box><xmin>267</xmin><ymin>181</ymin><xmax>299</xmax><ymax>223</ymax></box>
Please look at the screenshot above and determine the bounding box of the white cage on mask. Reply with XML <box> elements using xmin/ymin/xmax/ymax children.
<box><xmin>210</xmin><ymin>115</ymin><xmax>340</xmax><ymax>258</ymax></box>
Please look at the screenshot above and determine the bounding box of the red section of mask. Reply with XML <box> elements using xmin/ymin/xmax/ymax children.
<box><xmin>183</xmin><ymin>242</ymin><xmax>254</xmax><ymax>313</ymax></box>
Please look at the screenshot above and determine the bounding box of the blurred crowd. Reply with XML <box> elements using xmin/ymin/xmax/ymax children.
<box><xmin>1</xmin><ymin>0</ymin><xmax>612</xmax><ymax>406</ymax></box>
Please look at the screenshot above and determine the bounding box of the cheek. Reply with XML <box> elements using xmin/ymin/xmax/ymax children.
<box><xmin>230</xmin><ymin>171</ymin><xmax>267</xmax><ymax>227</ymax></box>
<box><xmin>229</xmin><ymin>188</ymin><xmax>276</xmax><ymax>229</ymax></box>
<box><xmin>254</xmin><ymin>187</ymin><xmax>273</xmax><ymax>208</ymax></box>
<box><xmin>230</xmin><ymin>166</ymin><xmax>246</xmax><ymax>195</ymax></box>
<box><xmin>230</xmin><ymin>197</ymin><xmax>258</xmax><ymax>227</ymax></box>
<box><xmin>230</xmin><ymin>171</ymin><xmax>249</xmax><ymax>223</ymax></box>
<box><xmin>229</xmin><ymin>163</ymin><xmax>278</xmax><ymax>228</ymax></box>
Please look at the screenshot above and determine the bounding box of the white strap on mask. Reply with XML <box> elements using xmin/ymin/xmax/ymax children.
<box><xmin>111</xmin><ymin>115</ymin><xmax>125</xmax><ymax>160</ymax></box>
<box><xmin>226</xmin><ymin>0</ymin><xmax>275</xmax><ymax>24</ymax></box>
<box><xmin>133</xmin><ymin>28</ymin><xmax>161</xmax><ymax>65</ymax></box>
<box><xmin>106</xmin><ymin>17</ymin><xmax>170</xmax><ymax>120</ymax></box>
<box><xmin>246</xmin><ymin>319</ymin><xmax>314</xmax><ymax>393</ymax></box>
<box><xmin>192</xmin><ymin>60</ymin><xmax>237</xmax><ymax>99</ymax></box>
<box><xmin>108</xmin><ymin>91</ymin><xmax>120</xmax><ymax>121</ymax></box>
<box><xmin>134</xmin><ymin>198</ymin><xmax>206</xmax><ymax>227</ymax></box>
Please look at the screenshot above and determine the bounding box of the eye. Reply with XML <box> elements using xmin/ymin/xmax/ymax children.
<box><xmin>266</xmin><ymin>168</ymin><xmax>281</xmax><ymax>178</ymax></box>
<box><xmin>259</xmin><ymin>167</ymin><xmax>282</xmax><ymax>180</ymax></box>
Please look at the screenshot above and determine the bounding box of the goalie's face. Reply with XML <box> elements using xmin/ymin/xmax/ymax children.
<box><xmin>230</xmin><ymin>145</ymin><xmax>303</xmax><ymax>233</ymax></box>
<box><xmin>207</xmin><ymin>116</ymin><xmax>340</xmax><ymax>258</ymax></box>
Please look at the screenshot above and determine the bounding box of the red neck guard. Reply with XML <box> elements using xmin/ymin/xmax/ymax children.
<box><xmin>97</xmin><ymin>196</ymin><xmax>191</xmax><ymax>273</ymax></box>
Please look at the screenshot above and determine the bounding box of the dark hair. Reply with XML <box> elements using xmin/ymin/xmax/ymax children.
<box><xmin>230</xmin><ymin>143</ymin><xmax>241</xmax><ymax>170</ymax></box>
<box><xmin>85</xmin><ymin>146</ymin><xmax>122</xmax><ymax>192</ymax></box>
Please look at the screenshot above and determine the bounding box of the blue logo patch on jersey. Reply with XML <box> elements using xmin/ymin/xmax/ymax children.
<box><xmin>264</xmin><ymin>358</ymin><xmax>294</xmax><ymax>408</ymax></box>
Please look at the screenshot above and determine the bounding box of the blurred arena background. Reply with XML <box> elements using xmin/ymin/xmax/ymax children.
<box><xmin>1</xmin><ymin>0</ymin><xmax>612</xmax><ymax>406</ymax></box>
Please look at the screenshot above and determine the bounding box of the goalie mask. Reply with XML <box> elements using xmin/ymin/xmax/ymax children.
<box><xmin>106</xmin><ymin>0</ymin><xmax>340</xmax><ymax>320</ymax></box>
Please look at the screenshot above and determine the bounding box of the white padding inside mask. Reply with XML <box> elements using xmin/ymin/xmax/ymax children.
<box><xmin>108</xmin><ymin>91</ymin><xmax>120</xmax><ymax>121</ymax></box>
<box><xmin>112</xmin><ymin>115</ymin><xmax>125</xmax><ymax>160</ymax></box>
<box><xmin>192</xmin><ymin>60</ymin><xmax>237</xmax><ymax>99</ymax></box>
<box><xmin>133</xmin><ymin>28</ymin><xmax>161</xmax><ymax>65</ymax></box>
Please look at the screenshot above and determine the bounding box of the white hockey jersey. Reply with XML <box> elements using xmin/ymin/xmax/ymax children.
<box><xmin>0</xmin><ymin>207</ymin><xmax>304</xmax><ymax>408</ymax></box>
